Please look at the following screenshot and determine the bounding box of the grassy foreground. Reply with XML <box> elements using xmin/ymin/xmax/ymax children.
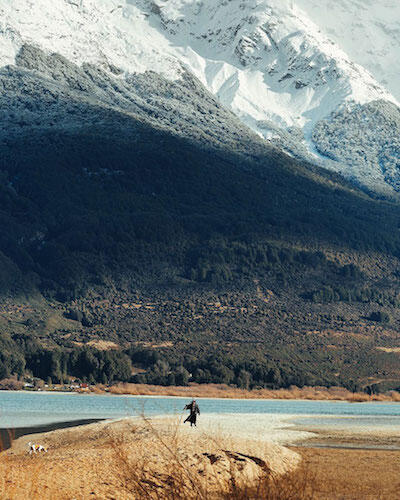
<box><xmin>105</xmin><ymin>382</ymin><xmax>400</xmax><ymax>402</ymax></box>
<box><xmin>0</xmin><ymin>418</ymin><xmax>303</xmax><ymax>499</ymax></box>
<box><xmin>1</xmin><ymin>417</ymin><xmax>400</xmax><ymax>499</ymax></box>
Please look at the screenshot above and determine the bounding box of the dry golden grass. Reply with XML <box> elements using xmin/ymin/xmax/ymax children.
<box><xmin>220</xmin><ymin>466</ymin><xmax>316</xmax><ymax>500</ymax></box>
<box><xmin>2</xmin><ymin>418</ymin><xmax>400</xmax><ymax>499</ymax></box>
<box><xmin>377</xmin><ymin>347</ymin><xmax>400</xmax><ymax>353</ymax></box>
<box><xmin>110</xmin><ymin>435</ymin><xmax>315</xmax><ymax>500</ymax></box>
<box><xmin>107</xmin><ymin>382</ymin><xmax>400</xmax><ymax>402</ymax></box>
<box><xmin>0</xmin><ymin>420</ymin><xmax>400</xmax><ymax>500</ymax></box>
<box><xmin>107</xmin><ymin>417</ymin><xmax>305</xmax><ymax>499</ymax></box>
<box><xmin>86</xmin><ymin>339</ymin><xmax>120</xmax><ymax>350</ymax></box>
<box><xmin>0</xmin><ymin>418</ymin><xmax>303</xmax><ymax>499</ymax></box>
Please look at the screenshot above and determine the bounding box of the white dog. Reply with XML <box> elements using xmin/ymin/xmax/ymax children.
<box><xmin>28</xmin><ymin>442</ymin><xmax>48</xmax><ymax>455</ymax></box>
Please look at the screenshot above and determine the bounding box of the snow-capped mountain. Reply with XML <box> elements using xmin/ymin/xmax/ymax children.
<box><xmin>1</xmin><ymin>0</ymin><xmax>400</xmax><ymax>195</ymax></box>
<box><xmin>296</xmin><ymin>0</ymin><xmax>400</xmax><ymax>103</ymax></box>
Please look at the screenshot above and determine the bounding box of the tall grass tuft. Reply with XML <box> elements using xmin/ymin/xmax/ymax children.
<box><xmin>107</xmin><ymin>417</ymin><xmax>314</xmax><ymax>500</ymax></box>
<box><xmin>223</xmin><ymin>466</ymin><xmax>316</xmax><ymax>500</ymax></box>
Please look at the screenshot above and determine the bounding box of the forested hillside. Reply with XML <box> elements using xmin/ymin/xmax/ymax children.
<box><xmin>1</xmin><ymin>45</ymin><xmax>400</xmax><ymax>392</ymax></box>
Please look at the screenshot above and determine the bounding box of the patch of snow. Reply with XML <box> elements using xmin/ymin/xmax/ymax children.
<box><xmin>0</xmin><ymin>0</ymin><xmax>182</xmax><ymax>79</ymax></box>
<box><xmin>295</xmin><ymin>0</ymin><xmax>400</xmax><ymax>102</ymax></box>
<box><xmin>150</xmin><ymin>0</ymin><xmax>397</xmax><ymax>137</ymax></box>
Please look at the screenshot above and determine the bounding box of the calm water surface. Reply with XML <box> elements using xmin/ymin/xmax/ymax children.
<box><xmin>1</xmin><ymin>391</ymin><xmax>400</xmax><ymax>433</ymax></box>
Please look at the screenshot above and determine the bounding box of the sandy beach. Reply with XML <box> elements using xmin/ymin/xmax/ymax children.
<box><xmin>0</xmin><ymin>419</ymin><xmax>103</xmax><ymax>452</ymax></box>
<box><xmin>1</xmin><ymin>412</ymin><xmax>400</xmax><ymax>499</ymax></box>
<box><xmin>295</xmin><ymin>427</ymin><xmax>400</xmax><ymax>451</ymax></box>
<box><xmin>0</xmin><ymin>416</ymin><xmax>301</xmax><ymax>499</ymax></box>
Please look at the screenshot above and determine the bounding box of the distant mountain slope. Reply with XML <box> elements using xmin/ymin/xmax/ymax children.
<box><xmin>0</xmin><ymin>40</ymin><xmax>397</xmax><ymax>289</ymax></box>
<box><xmin>0</xmin><ymin>41</ymin><xmax>398</xmax><ymax>297</ymax></box>
<box><xmin>1</xmin><ymin>43</ymin><xmax>400</xmax><ymax>391</ymax></box>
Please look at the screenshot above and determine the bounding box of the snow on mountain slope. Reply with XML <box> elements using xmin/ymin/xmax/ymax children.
<box><xmin>0</xmin><ymin>0</ymin><xmax>395</xmax><ymax>129</ymax></box>
<box><xmin>296</xmin><ymin>0</ymin><xmax>400</xmax><ymax>102</ymax></box>
<box><xmin>0</xmin><ymin>0</ymin><xmax>182</xmax><ymax>78</ymax></box>
<box><xmin>153</xmin><ymin>0</ymin><xmax>396</xmax><ymax>134</ymax></box>
<box><xmin>0</xmin><ymin>0</ymin><xmax>400</xmax><ymax>194</ymax></box>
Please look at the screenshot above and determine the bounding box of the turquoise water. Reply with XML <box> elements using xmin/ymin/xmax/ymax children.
<box><xmin>2</xmin><ymin>391</ymin><xmax>400</xmax><ymax>432</ymax></box>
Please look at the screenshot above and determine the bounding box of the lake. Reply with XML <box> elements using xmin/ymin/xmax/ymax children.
<box><xmin>2</xmin><ymin>391</ymin><xmax>400</xmax><ymax>437</ymax></box>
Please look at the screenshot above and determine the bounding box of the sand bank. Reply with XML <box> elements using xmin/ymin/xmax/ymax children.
<box><xmin>0</xmin><ymin>419</ymin><xmax>103</xmax><ymax>452</ymax></box>
<box><xmin>1</xmin><ymin>417</ymin><xmax>301</xmax><ymax>499</ymax></box>
<box><xmin>295</xmin><ymin>427</ymin><xmax>400</xmax><ymax>450</ymax></box>
<box><xmin>2</xmin><ymin>414</ymin><xmax>400</xmax><ymax>499</ymax></box>
<box><xmin>297</xmin><ymin>446</ymin><xmax>400</xmax><ymax>499</ymax></box>
<box><xmin>161</xmin><ymin>413</ymin><xmax>316</xmax><ymax>445</ymax></box>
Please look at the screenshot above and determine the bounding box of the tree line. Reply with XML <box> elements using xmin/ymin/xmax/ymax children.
<box><xmin>0</xmin><ymin>333</ymin><xmax>363</xmax><ymax>391</ymax></box>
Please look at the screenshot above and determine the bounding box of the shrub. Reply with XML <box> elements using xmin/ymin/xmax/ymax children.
<box><xmin>369</xmin><ymin>311</ymin><xmax>391</xmax><ymax>323</ymax></box>
<box><xmin>0</xmin><ymin>378</ymin><xmax>24</xmax><ymax>390</ymax></box>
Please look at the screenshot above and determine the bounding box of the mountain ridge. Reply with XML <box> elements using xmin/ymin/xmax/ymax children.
<box><xmin>2</xmin><ymin>0</ymin><xmax>400</xmax><ymax>194</ymax></box>
<box><xmin>1</xmin><ymin>1</ymin><xmax>400</xmax><ymax>390</ymax></box>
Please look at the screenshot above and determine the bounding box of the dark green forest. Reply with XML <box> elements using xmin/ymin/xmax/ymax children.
<box><xmin>1</xmin><ymin>119</ymin><xmax>400</xmax><ymax>298</ymax></box>
<box><xmin>2</xmin><ymin>331</ymin><xmax>397</xmax><ymax>394</ymax></box>
<box><xmin>2</xmin><ymin>62</ymin><xmax>400</xmax><ymax>391</ymax></box>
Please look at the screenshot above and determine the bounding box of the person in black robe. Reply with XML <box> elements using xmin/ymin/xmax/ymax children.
<box><xmin>184</xmin><ymin>399</ymin><xmax>200</xmax><ymax>427</ymax></box>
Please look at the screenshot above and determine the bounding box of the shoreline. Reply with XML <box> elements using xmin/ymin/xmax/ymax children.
<box><xmin>4</xmin><ymin>381</ymin><xmax>400</xmax><ymax>403</ymax></box>
<box><xmin>0</xmin><ymin>419</ymin><xmax>104</xmax><ymax>452</ymax></box>
<box><xmin>3</xmin><ymin>388</ymin><xmax>400</xmax><ymax>404</ymax></box>
<box><xmin>106</xmin><ymin>383</ymin><xmax>400</xmax><ymax>403</ymax></box>
<box><xmin>3</xmin><ymin>411</ymin><xmax>400</xmax><ymax>453</ymax></box>
<box><xmin>295</xmin><ymin>443</ymin><xmax>400</xmax><ymax>451</ymax></box>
